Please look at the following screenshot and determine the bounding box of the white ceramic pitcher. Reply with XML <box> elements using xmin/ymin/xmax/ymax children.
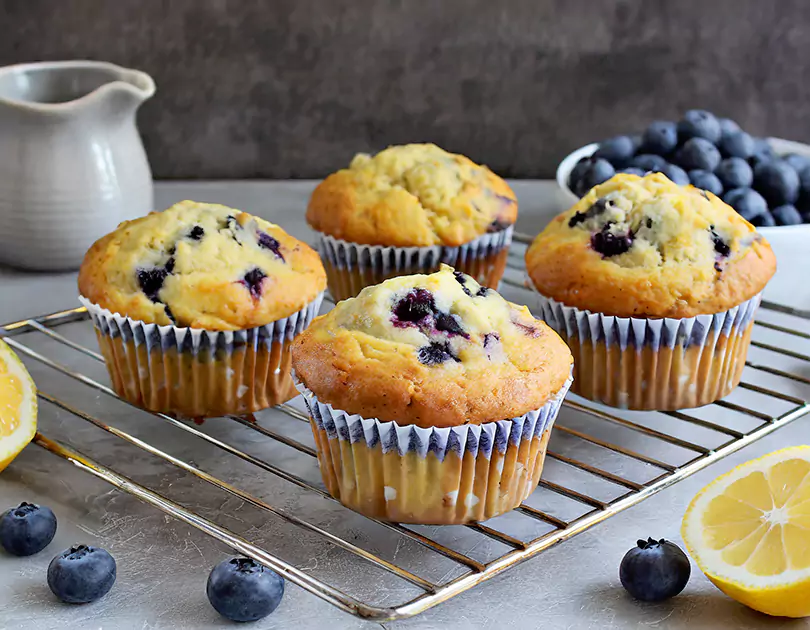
<box><xmin>0</xmin><ymin>61</ymin><xmax>155</xmax><ymax>270</ymax></box>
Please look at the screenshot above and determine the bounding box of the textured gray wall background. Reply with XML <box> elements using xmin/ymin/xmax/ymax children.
<box><xmin>2</xmin><ymin>0</ymin><xmax>810</xmax><ymax>179</ymax></box>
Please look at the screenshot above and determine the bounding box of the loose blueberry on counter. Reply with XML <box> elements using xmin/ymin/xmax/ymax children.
<box><xmin>657</xmin><ymin>163</ymin><xmax>689</xmax><ymax>186</ymax></box>
<box><xmin>619</xmin><ymin>538</ymin><xmax>691</xmax><ymax>602</ymax></box>
<box><xmin>640</xmin><ymin>121</ymin><xmax>678</xmax><ymax>156</ymax></box>
<box><xmin>418</xmin><ymin>341</ymin><xmax>459</xmax><ymax>365</ymax></box>
<box><xmin>574</xmin><ymin>158</ymin><xmax>615</xmax><ymax>197</ymax></box>
<box><xmin>257</xmin><ymin>231</ymin><xmax>285</xmax><ymax>261</ymax></box>
<box><xmin>206</xmin><ymin>557</ymin><xmax>285</xmax><ymax>622</ymax></box>
<box><xmin>771</xmin><ymin>204</ymin><xmax>803</xmax><ymax>226</ymax></box>
<box><xmin>715</xmin><ymin>157</ymin><xmax>753</xmax><ymax>190</ymax></box>
<box><xmin>393</xmin><ymin>288</ymin><xmax>435</xmax><ymax>323</ymax></box>
<box><xmin>593</xmin><ymin>136</ymin><xmax>636</xmax><ymax>168</ymax></box>
<box><xmin>632</xmin><ymin>154</ymin><xmax>668</xmax><ymax>173</ymax></box>
<box><xmin>724</xmin><ymin>188</ymin><xmax>768</xmax><ymax>222</ymax></box>
<box><xmin>188</xmin><ymin>225</ymin><xmax>205</xmax><ymax>240</ymax></box>
<box><xmin>718</xmin><ymin>129</ymin><xmax>755</xmax><ymax>159</ymax></box>
<box><xmin>749</xmin><ymin>139</ymin><xmax>777</xmax><ymax>168</ymax></box>
<box><xmin>620</xmin><ymin>167</ymin><xmax>646</xmax><ymax>177</ymax></box>
<box><xmin>0</xmin><ymin>502</ymin><xmax>57</xmax><ymax>556</ymax></box>
<box><xmin>568</xmin><ymin>157</ymin><xmax>594</xmax><ymax>191</ymax></box>
<box><xmin>801</xmin><ymin>209</ymin><xmax>810</xmax><ymax>224</ymax></box>
<box><xmin>751</xmin><ymin>212</ymin><xmax>777</xmax><ymax>227</ymax></box>
<box><xmin>674</xmin><ymin>137</ymin><xmax>721</xmax><ymax>172</ymax></box>
<box><xmin>47</xmin><ymin>544</ymin><xmax>116</xmax><ymax>604</ymax></box>
<box><xmin>591</xmin><ymin>223</ymin><xmax>634</xmax><ymax>257</ymax></box>
<box><xmin>677</xmin><ymin>109</ymin><xmax>721</xmax><ymax>144</ymax></box>
<box><xmin>718</xmin><ymin>117</ymin><xmax>740</xmax><ymax>138</ymax></box>
<box><xmin>241</xmin><ymin>268</ymin><xmax>267</xmax><ymax>300</ymax></box>
<box><xmin>688</xmin><ymin>170</ymin><xmax>723</xmax><ymax>196</ymax></box>
<box><xmin>754</xmin><ymin>160</ymin><xmax>800</xmax><ymax>206</ymax></box>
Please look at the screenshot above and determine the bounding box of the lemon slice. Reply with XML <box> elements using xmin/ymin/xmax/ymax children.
<box><xmin>0</xmin><ymin>338</ymin><xmax>37</xmax><ymax>472</ymax></box>
<box><xmin>682</xmin><ymin>446</ymin><xmax>810</xmax><ymax>617</ymax></box>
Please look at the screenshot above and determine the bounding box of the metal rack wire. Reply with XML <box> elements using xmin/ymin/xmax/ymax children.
<box><xmin>2</xmin><ymin>233</ymin><xmax>808</xmax><ymax>622</ymax></box>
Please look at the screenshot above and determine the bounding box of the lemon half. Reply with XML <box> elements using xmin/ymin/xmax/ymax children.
<box><xmin>682</xmin><ymin>446</ymin><xmax>810</xmax><ymax>617</ymax></box>
<box><xmin>0</xmin><ymin>338</ymin><xmax>37</xmax><ymax>472</ymax></box>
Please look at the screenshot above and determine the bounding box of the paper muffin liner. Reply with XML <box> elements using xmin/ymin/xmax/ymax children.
<box><xmin>80</xmin><ymin>294</ymin><xmax>323</xmax><ymax>418</ymax></box>
<box><xmin>317</xmin><ymin>226</ymin><xmax>513</xmax><ymax>301</ymax></box>
<box><xmin>533</xmin><ymin>291</ymin><xmax>761</xmax><ymax>410</ymax></box>
<box><xmin>296</xmin><ymin>373</ymin><xmax>572</xmax><ymax>525</ymax></box>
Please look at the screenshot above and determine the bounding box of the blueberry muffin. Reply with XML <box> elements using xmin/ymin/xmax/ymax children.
<box><xmin>79</xmin><ymin>200</ymin><xmax>326</xmax><ymax>417</ymax></box>
<box><xmin>526</xmin><ymin>173</ymin><xmax>776</xmax><ymax>410</ymax></box>
<box><xmin>307</xmin><ymin>143</ymin><xmax>517</xmax><ymax>300</ymax></box>
<box><xmin>292</xmin><ymin>265</ymin><xmax>572</xmax><ymax>524</ymax></box>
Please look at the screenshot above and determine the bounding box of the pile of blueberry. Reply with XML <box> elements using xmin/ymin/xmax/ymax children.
<box><xmin>569</xmin><ymin>109</ymin><xmax>810</xmax><ymax>227</ymax></box>
<box><xmin>1</xmin><ymin>501</ymin><xmax>284</xmax><ymax>621</ymax></box>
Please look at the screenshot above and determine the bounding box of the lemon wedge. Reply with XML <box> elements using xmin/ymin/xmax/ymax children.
<box><xmin>682</xmin><ymin>446</ymin><xmax>810</xmax><ymax>617</ymax></box>
<box><xmin>0</xmin><ymin>338</ymin><xmax>37</xmax><ymax>472</ymax></box>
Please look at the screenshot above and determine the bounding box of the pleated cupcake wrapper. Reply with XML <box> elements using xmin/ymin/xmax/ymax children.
<box><xmin>296</xmin><ymin>374</ymin><xmax>572</xmax><ymax>523</ymax></box>
<box><xmin>317</xmin><ymin>226</ymin><xmax>513</xmax><ymax>275</ymax></box>
<box><xmin>80</xmin><ymin>293</ymin><xmax>323</xmax><ymax>416</ymax></box>
<box><xmin>532</xmin><ymin>289</ymin><xmax>762</xmax><ymax>410</ymax></box>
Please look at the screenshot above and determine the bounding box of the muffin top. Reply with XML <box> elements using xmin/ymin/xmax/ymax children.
<box><xmin>306</xmin><ymin>143</ymin><xmax>518</xmax><ymax>247</ymax></box>
<box><xmin>526</xmin><ymin>173</ymin><xmax>776</xmax><ymax>318</ymax></box>
<box><xmin>292</xmin><ymin>265</ymin><xmax>572</xmax><ymax>428</ymax></box>
<box><xmin>79</xmin><ymin>201</ymin><xmax>326</xmax><ymax>330</ymax></box>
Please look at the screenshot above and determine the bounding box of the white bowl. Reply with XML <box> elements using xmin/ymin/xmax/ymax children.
<box><xmin>554</xmin><ymin>137</ymin><xmax>810</xmax><ymax>306</ymax></box>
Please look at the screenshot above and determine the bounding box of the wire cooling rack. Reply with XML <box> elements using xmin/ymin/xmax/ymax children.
<box><xmin>2</xmin><ymin>233</ymin><xmax>809</xmax><ymax>622</ymax></box>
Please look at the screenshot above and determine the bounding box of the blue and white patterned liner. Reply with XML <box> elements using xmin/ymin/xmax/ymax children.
<box><xmin>318</xmin><ymin>226</ymin><xmax>513</xmax><ymax>275</ymax></box>
<box><xmin>79</xmin><ymin>293</ymin><xmax>324</xmax><ymax>355</ymax></box>
<box><xmin>296</xmin><ymin>371</ymin><xmax>572</xmax><ymax>462</ymax></box>
<box><xmin>534</xmin><ymin>292</ymin><xmax>762</xmax><ymax>351</ymax></box>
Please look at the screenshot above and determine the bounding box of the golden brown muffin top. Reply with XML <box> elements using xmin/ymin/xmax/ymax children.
<box><xmin>79</xmin><ymin>201</ymin><xmax>326</xmax><ymax>330</ymax></box>
<box><xmin>306</xmin><ymin>143</ymin><xmax>517</xmax><ymax>247</ymax></box>
<box><xmin>292</xmin><ymin>265</ymin><xmax>572</xmax><ymax>428</ymax></box>
<box><xmin>526</xmin><ymin>173</ymin><xmax>776</xmax><ymax>318</ymax></box>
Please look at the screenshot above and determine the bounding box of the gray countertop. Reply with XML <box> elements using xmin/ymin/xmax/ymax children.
<box><xmin>0</xmin><ymin>181</ymin><xmax>808</xmax><ymax>630</ymax></box>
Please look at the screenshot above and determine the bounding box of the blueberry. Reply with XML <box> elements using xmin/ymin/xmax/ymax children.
<box><xmin>754</xmin><ymin>160</ymin><xmax>800</xmax><ymax>205</ymax></box>
<box><xmin>188</xmin><ymin>225</ymin><xmax>205</xmax><ymax>240</ymax></box>
<box><xmin>724</xmin><ymin>188</ymin><xmax>768</xmax><ymax>221</ymax></box>
<box><xmin>751</xmin><ymin>212</ymin><xmax>776</xmax><ymax>227</ymax></box>
<box><xmin>783</xmin><ymin>153</ymin><xmax>810</xmax><ymax>176</ymax></box>
<box><xmin>640</xmin><ymin>121</ymin><xmax>678</xmax><ymax>156</ymax></box>
<box><xmin>393</xmin><ymin>288</ymin><xmax>435</xmax><ymax>323</ymax></box>
<box><xmin>0</xmin><ymin>502</ymin><xmax>57</xmax><ymax>556</ymax></box>
<box><xmin>257</xmin><ymin>231</ymin><xmax>285</xmax><ymax>261</ymax></box>
<box><xmin>593</xmin><ymin>136</ymin><xmax>636</xmax><ymax>168</ymax></box>
<box><xmin>719</xmin><ymin>117</ymin><xmax>740</xmax><ymax>137</ymax></box>
<box><xmin>435</xmin><ymin>313</ymin><xmax>467</xmax><ymax>336</ymax></box>
<box><xmin>136</xmin><ymin>267</ymin><xmax>170</xmax><ymax>302</ymax></box>
<box><xmin>568</xmin><ymin>157</ymin><xmax>593</xmax><ymax>191</ymax></box>
<box><xmin>674</xmin><ymin>138</ymin><xmax>721</xmax><ymax>172</ymax></box>
<box><xmin>659</xmin><ymin>163</ymin><xmax>690</xmax><ymax>186</ymax></box>
<box><xmin>688</xmin><ymin>170</ymin><xmax>723</xmax><ymax>196</ymax></box>
<box><xmin>206</xmin><ymin>557</ymin><xmax>284</xmax><ymax>623</ymax></box>
<box><xmin>621</xmin><ymin>167</ymin><xmax>646</xmax><ymax>177</ymax></box>
<box><xmin>569</xmin><ymin>197</ymin><xmax>612</xmax><ymax>228</ymax></box>
<box><xmin>512</xmin><ymin>319</ymin><xmax>540</xmax><ymax>338</ymax></box>
<box><xmin>453</xmin><ymin>271</ymin><xmax>473</xmax><ymax>297</ymax></box>
<box><xmin>486</xmin><ymin>218</ymin><xmax>511</xmax><ymax>233</ymax></box>
<box><xmin>47</xmin><ymin>545</ymin><xmax>116</xmax><ymax>604</ymax></box>
<box><xmin>749</xmin><ymin>139</ymin><xmax>776</xmax><ymax>168</ymax></box>
<box><xmin>802</xmin><ymin>209</ymin><xmax>810</xmax><ymax>225</ymax></box>
<box><xmin>417</xmin><ymin>341</ymin><xmax>459</xmax><ymax>366</ymax></box>
<box><xmin>620</xmin><ymin>538</ymin><xmax>691</xmax><ymax>602</ymax></box>
<box><xmin>241</xmin><ymin>268</ymin><xmax>267</xmax><ymax>300</ymax></box>
<box><xmin>718</xmin><ymin>130</ymin><xmax>755</xmax><ymax>159</ymax></box>
<box><xmin>677</xmin><ymin>109</ymin><xmax>721</xmax><ymax>143</ymax></box>
<box><xmin>591</xmin><ymin>223</ymin><xmax>634</xmax><ymax>257</ymax></box>
<box><xmin>716</xmin><ymin>157</ymin><xmax>753</xmax><ymax>189</ymax></box>
<box><xmin>632</xmin><ymin>154</ymin><xmax>668</xmax><ymax>172</ymax></box>
<box><xmin>574</xmin><ymin>158</ymin><xmax>615</xmax><ymax>197</ymax></box>
<box><xmin>709</xmin><ymin>226</ymin><xmax>731</xmax><ymax>257</ymax></box>
<box><xmin>475</xmin><ymin>286</ymin><xmax>490</xmax><ymax>297</ymax></box>
<box><xmin>770</xmin><ymin>204</ymin><xmax>802</xmax><ymax>226</ymax></box>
